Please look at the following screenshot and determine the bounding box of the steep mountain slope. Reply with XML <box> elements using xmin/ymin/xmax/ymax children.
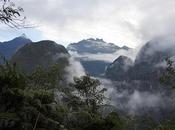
<box><xmin>67</xmin><ymin>38</ymin><xmax>131</xmax><ymax>76</ymax></box>
<box><xmin>11</xmin><ymin>40</ymin><xmax>69</xmax><ymax>73</ymax></box>
<box><xmin>0</xmin><ymin>34</ymin><xmax>32</xmax><ymax>60</ymax></box>
<box><xmin>104</xmin><ymin>38</ymin><xmax>175</xmax><ymax>116</ymax></box>
<box><xmin>129</xmin><ymin>39</ymin><xmax>175</xmax><ymax>81</ymax></box>
<box><xmin>105</xmin><ymin>56</ymin><xmax>133</xmax><ymax>80</ymax></box>
<box><xmin>105</xmin><ymin>38</ymin><xmax>175</xmax><ymax>89</ymax></box>
<box><xmin>135</xmin><ymin>41</ymin><xmax>174</xmax><ymax>65</ymax></box>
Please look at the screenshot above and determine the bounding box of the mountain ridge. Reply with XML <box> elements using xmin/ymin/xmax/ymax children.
<box><xmin>11</xmin><ymin>40</ymin><xmax>70</xmax><ymax>73</ymax></box>
<box><xmin>67</xmin><ymin>38</ymin><xmax>131</xmax><ymax>76</ymax></box>
<box><xmin>0</xmin><ymin>34</ymin><xmax>32</xmax><ymax>60</ymax></box>
<box><xmin>67</xmin><ymin>38</ymin><xmax>130</xmax><ymax>54</ymax></box>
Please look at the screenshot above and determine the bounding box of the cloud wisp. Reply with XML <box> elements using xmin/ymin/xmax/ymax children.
<box><xmin>69</xmin><ymin>48</ymin><xmax>138</xmax><ymax>63</ymax></box>
<box><xmin>64</xmin><ymin>56</ymin><xmax>85</xmax><ymax>83</ymax></box>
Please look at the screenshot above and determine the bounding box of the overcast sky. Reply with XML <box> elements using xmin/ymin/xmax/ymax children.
<box><xmin>0</xmin><ymin>0</ymin><xmax>175</xmax><ymax>48</ymax></box>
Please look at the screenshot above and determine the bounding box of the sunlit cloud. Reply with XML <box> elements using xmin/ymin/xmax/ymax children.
<box><xmin>1</xmin><ymin>0</ymin><xmax>174</xmax><ymax>48</ymax></box>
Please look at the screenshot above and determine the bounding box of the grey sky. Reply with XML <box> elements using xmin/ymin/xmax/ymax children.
<box><xmin>1</xmin><ymin>0</ymin><xmax>175</xmax><ymax>47</ymax></box>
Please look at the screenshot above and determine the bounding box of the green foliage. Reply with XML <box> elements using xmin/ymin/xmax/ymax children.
<box><xmin>122</xmin><ymin>115</ymin><xmax>158</xmax><ymax>130</ymax></box>
<box><xmin>0</xmin><ymin>59</ymin><xmax>124</xmax><ymax>130</ymax></box>
<box><xmin>105</xmin><ymin>112</ymin><xmax>123</xmax><ymax>130</ymax></box>
<box><xmin>70</xmin><ymin>74</ymin><xmax>107</xmax><ymax>115</ymax></box>
<box><xmin>65</xmin><ymin>111</ymin><xmax>92</xmax><ymax>130</ymax></box>
<box><xmin>0</xmin><ymin>60</ymin><xmax>68</xmax><ymax>130</ymax></box>
<box><xmin>158</xmin><ymin>58</ymin><xmax>175</xmax><ymax>129</ymax></box>
<box><xmin>160</xmin><ymin>58</ymin><xmax>175</xmax><ymax>88</ymax></box>
<box><xmin>28</xmin><ymin>64</ymin><xmax>63</xmax><ymax>90</ymax></box>
<box><xmin>4</xmin><ymin>56</ymin><xmax>175</xmax><ymax>130</ymax></box>
<box><xmin>86</xmin><ymin>112</ymin><xmax>123</xmax><ymax>130</ymax></box>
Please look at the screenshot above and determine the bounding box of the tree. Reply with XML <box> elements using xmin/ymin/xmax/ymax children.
<box><xmin>160</xmin><ymin>57</ymin><xmax>175</xmax><ymax>88</ymax></box>
<box><xmin>71</xmin><ymin>74</ymin><xmax>107</xmax><ymax>114</ymax></box>
<box><xmin>0</xmin><ymin>59</ymin><xmax>68</xmax><ymax>130</ymax></box>
<box><xmin>0</xmin><ymin>0</ymin><xmax>27</xmax><ymax>28</ymax></box>
<box><xmin>28</xmin><ymin>64</ymin><xmax>63</xmax><ymax>90</ymax></box>
<box><xmin>157</xmin><ymin>58</ymin><xmax>175</xmax><ymax>130</ymax></box>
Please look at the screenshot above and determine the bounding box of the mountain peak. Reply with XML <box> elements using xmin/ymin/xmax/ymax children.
<box><xmin>0</xmin><ymin>35</ymin><xmax>32</xmax><ymax>60</ymax></box>
<box><xmin>14</xmin><ymin>34</ymin><xmax>31</xmax><ymax>41</ymax></box>
<box><xmin>87</xmin><ymin>38</ymin><xmax>105</xmax><ymax>42</ymax></box>
<box><xmin>20</xmin><ymin>33</ymin><xmax>27</xmax><ymax>38</ymax></box>
<box><xmin>113</xmin><ymin>55</ymin><xmax>133</xmax><ymax>64</ymax></box>
<box><xmin>121</xmin><ymin>45</ymin><xmax>130</xmax><ymax>50</ymax></box>
<box><xmin>67</xmin><ymin>38</ymin><xmax>121</xmax><ymax>54</ymax></box>
<box><xmin>105</xmin><ymin>55</ymin><xmax>133</xmax><ymax>80</ymax></box>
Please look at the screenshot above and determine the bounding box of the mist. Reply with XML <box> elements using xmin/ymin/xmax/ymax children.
<box><xmin>64</xmin><ymin>56</ymin><xmax>85</xmax><ymax>83</ymax></box>
<box><xmin>65</xmin><ymin>36</ymin><xmax>175</xmax><ymax>116</ymax></box>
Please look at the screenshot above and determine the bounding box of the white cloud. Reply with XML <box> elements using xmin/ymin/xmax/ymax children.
<box><xmin>95</xmin><ymin>78</ymin><xmax>169</xmax><ymax>115</ymax></box>
<box><xmin>64</xmin><ymin>57</ymin><xmax>85</xmax><ymax>83</ymax></box>
<box><xmin>1</xmin><ymin>0</ymin><xmax>173</xmax><ymax>47</ymax></box>
<box><xmin>11</xmin><ymin>0</ymin><xmax>142</xmax><ymax>47</ymax></box>
<box><xmin>69</xmin><ymin>48</ymin><xmax>138</xmax><ymax>63</ymax></box>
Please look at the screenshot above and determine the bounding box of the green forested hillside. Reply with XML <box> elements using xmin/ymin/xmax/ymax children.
<box><xmin>10</xmin><ymin>40</ymin><xmax>69</xmax><ymax>73</ymax></box>
<box><xmin>0</xmin><ymin>59</ymin><xmax>124</xmax><ymax>130</ymax></box>
<box><xmin>1</xmin><ymin>57</ymin><xmax>175</xmax><ymax>130</ymax></box>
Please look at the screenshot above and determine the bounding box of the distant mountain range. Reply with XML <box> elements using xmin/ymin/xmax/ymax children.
<box><xmin>2</xmin><ymin>35</ymin><xmax>173</xmax><ymax>89</ymax></box>
<box><xmin>0</xmin><ymin>35</ymin><xmax>69</xmax><ymax>73</ymax></box>
<box><xmin>67</xmin><ymin>38</ymin><xmax>130</xmax><ymax>54</ymax></box>
<box><xmin>1</xmin><ymin>36</ymin><xmax>131</xmax><ymax>76</ymax></box>
<box><xmin>0</xmin><ymin>34</ymin><xmax>32</xmax><ymax>60</ymax></box>
<box><xmin>1</xmin><ymin>35</ymin><xmax>175</xmax><ymax>116</ymax></box>
<box><xmin>67</xmin><ymin>38</ymin><xmax>131</xmax><ymax>76</ymax></box>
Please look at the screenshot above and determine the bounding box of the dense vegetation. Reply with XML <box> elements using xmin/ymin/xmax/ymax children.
<box><xmin>0</xmin><ymin>57</ymin><xmax>175</xmax><ymax>130</ymax></box>
<box><xmin>0</xmin><ymin>57</ymin><xmax>125</xmax><ymax>130</ymax></box>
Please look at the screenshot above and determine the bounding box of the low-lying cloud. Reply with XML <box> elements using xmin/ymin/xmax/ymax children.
<box><xmin>64</xmin><ymin>57</ymin><xmax>85</xmax><ymax>83</ymax></box>
<box><xmin>95</xmin><ymin>77</ymin><xmax>175</xmax><ymax>116</ymax></box>
<box><xmin>64</xmin><ymin>54</ymin><xmax>175</xmax><ymax>116</ymax></box>
<box><xmin>69</xmin><ymin>48</ymin><xmax>138</xmax><ymax>63</ymax></box>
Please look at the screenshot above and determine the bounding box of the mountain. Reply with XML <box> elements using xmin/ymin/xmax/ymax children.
<box><xmin>103</xmin><ymin>39</ymin><xmax>175</xmax><ymax>116</ymax></box>
<box><xmin>67</xmin><ymin>38</ymin><xmax>121</xmax><ymax>54</ymax></box>
<box><xmin>11</xmin><ymin>40</ymin><xmax>69</xmax><ymax>73</ymax></box>
<box><xmin>80</xmin><ymin>60</ymin><xmax>110</xmax><ymax>76</ymax></box>
<box><xmin>0</xmin><ymin>34</ymin><xmax>32</xmax><ymax>60</ymax></box>
<box><xmin>135</xmin><ymin>41</ymin><xmax>174</xmax><ymax>65</ymax></box>
<box><xmin>105</xmin><ymin>38</ymin><xmax>175</xmax><ymax>90</ymax></box>
<box><xmin>121</xmin><ymin>45</ymin><xmax>130</xmax><ymax>50</ymax></box>
<box><xmin>105</xmin><ymin>56</ymin><xmax>133</xmax><ymax>80</ymax></box>
<box><xmin>130</xmin><ymin>39</ymin><xmax>175</xmax><ymax>81</ymax></box>
<box><xmin>67</xmin><ymin>38</ymin><xmax>131</xmax><ymax>76</ymax></box>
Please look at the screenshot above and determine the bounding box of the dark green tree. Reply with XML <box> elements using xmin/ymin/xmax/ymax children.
<box><xmin>0</xmin><ymin>59</ymin><xmax>68</xmax><ymax>130</ymax></box>
<box><xmin>71</xmin><ymin>74</ymin><xmax>107</xmax><ymax>115</ymax></box>
<box><xmin>160</xmin><ymin>57</ymin><xmax>175</xmax><ymax>88</ymax></box>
